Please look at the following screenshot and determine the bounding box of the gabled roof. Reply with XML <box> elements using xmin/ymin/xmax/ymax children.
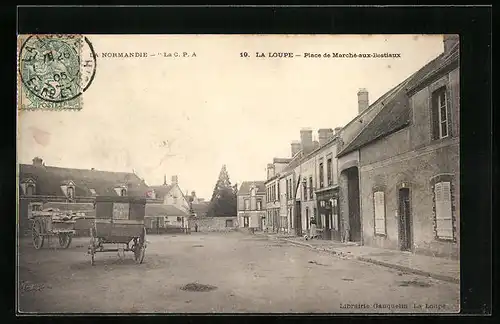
<box><xmin>19</xmin><ymin>164</ymin><xmax>149</xmax><ymax>197</ymax></box>
<box><xmin>337</xmin><ymin>44</ymin><xmax>459</xmax><ymax>157</ymax></box>
<box><xmin>238</xmin><ymin>181</ymin><xmax>266</xmax><ymax>196</ymax></box>
<box><xmin>145</xmin><ymin>204</ymin><xmax>188</xmax><ymax>217</ymax></box>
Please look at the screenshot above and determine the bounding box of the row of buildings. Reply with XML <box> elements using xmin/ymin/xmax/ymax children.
<box><xmin>237</xmin><ymin>35</ymin><xmax>460</xmax><ymax>259</ymax></box>
<box><xmin>18</xmin><ymin>158</ymin><xmax>210</xmax><ymax>234</ymax></box>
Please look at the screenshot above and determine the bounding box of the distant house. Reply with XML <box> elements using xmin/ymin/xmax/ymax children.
<box><xmin>237</xmin><ymin>181</ymin><xmax>266</xmax><ymax>230</ymax></box>
<box><xmin>149</xmin><ymin>175</ymin><xmax>191</xmax><ymax>214</ymax></box>
<box><xmin>18</xmin><ymin>157</ymin><xmax>150</xmax><ymax>233</ymax></box>
<box><xmin>145</xmin><ymin>204</ymin><xmax>189</xmax><ymax>234</ymax></box>
<box><xmin>191</xmin><ymin>202</ymin><xmax>210</xmax><ymax>218</ymax></box>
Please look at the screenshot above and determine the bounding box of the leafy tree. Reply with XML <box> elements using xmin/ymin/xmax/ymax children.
<box><xmin>207</xmin><ymin>165</ymin><xmax>237</xmax><ymax>217</ymax></box>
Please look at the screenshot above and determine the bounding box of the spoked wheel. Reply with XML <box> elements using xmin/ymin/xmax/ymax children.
<box><xmin>134</xmin><ymin>227</ymin><xmax>146</xmax><ymax>264</ymax></box>
<box><xmin>32</xmin><ymin>219</ymin><xmax>45</xmax><ymax>250</ymax></box>
<box><xmin>58</xmin><ymin>233</ymin><xmax>73</xmax><ymax>249</ymax></box>
<box><xmin>89</xmin><ymin>227</ymin><xmax>97</xmax><ymax>266</ymax></box>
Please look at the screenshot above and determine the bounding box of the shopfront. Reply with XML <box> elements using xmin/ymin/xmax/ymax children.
<box><xmin>316</xmin><ymin>187</ymin><xmax>341</xmax><ymax>241</ymax></box>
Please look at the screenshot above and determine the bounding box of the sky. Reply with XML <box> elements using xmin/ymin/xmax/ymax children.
<box><xmin>18</xmin><ymin>34</ymin><xmax>445</xmax><ymax>200</ymax></box>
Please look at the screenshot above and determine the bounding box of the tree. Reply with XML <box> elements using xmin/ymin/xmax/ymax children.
<box><xmin>207</xmin><ymin>165</ymin><xmax>237</xmax><ymax>217</ymax></box>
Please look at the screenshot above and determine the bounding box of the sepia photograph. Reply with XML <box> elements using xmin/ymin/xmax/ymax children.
<box><xmin>17</xmin><ymin>33</ymin><xmax>460</xmax><ymax>314</ymax></box>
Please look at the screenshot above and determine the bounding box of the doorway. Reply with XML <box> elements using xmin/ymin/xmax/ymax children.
<box><xmin>346</xmin><ymin>167</ymin><xmax>361</xmax><ymax>242</ymax></box>
<box><xmin>295</xmin><ymin>201</ymin><xmax>302</xmax><ymax>236</ymax></box>
<box><xmin>243</xmin><ymin>216</ymin><xmax>249</xmax><ymax>228</ymax></box>
<box><xmin>398</xmin><ymin>188</ymin><xmax>412</xmax><ymax>251</ymax></box>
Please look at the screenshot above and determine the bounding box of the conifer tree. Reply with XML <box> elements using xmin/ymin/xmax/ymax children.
<box><xmin>207</xmin><ymin>165</ymin><xmax>237</xmax><ymax>217</ymax></box>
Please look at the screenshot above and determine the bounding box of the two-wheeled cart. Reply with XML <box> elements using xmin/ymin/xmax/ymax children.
<box><xmin>30</xmin><ymin>209</ymin><xmax>76</xmax><ymax>250</ymax></box>
<box><xmin>88</xmin><ymin>196</ymin><xmax>147</xmax><ymax>266</ymax></box>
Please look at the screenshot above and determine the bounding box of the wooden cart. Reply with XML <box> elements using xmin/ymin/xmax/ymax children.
<box><xmin>30</xmin><ymin>209</ymin><xmax>76</xmax><ymax>250</ymax></box>
<box><xmin>88</xmin><ymin>196</ymin><xmax>147</xmax><ymax>266</ymax></box>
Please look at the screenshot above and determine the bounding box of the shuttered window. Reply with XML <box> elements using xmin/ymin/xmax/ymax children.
<box><xmin>434</xmin><ymin>182</ymin><xmax>454</xmax><ymax>240</ymax></box>
<box><xmin>374</xmin><ymin>191</ymin><xmax>386</xmax><ymax>235</ymax></box>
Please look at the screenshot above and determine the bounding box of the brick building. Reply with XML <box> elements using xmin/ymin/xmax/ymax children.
<box><xmin>337</xmin><ymin>35</ymin><xmax>459</xmax><ymax>259</ymax></box>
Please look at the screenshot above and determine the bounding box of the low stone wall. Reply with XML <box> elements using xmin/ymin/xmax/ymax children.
<box><xmin>192</xmin><ymin>216</ymin><xmax>238</xmax><ymax>232</ymax></box>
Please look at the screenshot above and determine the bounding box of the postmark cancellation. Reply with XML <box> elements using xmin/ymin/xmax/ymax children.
<box><xmin>17</xmin><ymin>34</ymin><xmax>97</xmax><ymax>110</ymax></box>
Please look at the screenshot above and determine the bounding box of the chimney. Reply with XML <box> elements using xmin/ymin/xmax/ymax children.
<box><xmin>334</xmin><ymin>127</ymin><xmax>342</xmax><ymax>135</ymax></box>
<box><xmin>267</xmin><ymin>163</ymin><xmax>275</xmax><ymax>179</ymax></box>
<box><xmin>443</xmin><ymin>34</ymin><xmax>459</xmax><ymax>54</ymax></box>
<box><xmin>191</xmin><ymin>191</ymin><xmax>196</xmax><ymax>198</ymax></box>
<box><xmin>313</xmin><ymin>140</ymin><xmax>320</xmax><ymax>149</ymax></box>
<box><xmin>318</xmin><ymin>128</ymin><xmax>334</xmax><ymax>146</ymax></box>
<box><xmin>163</xmin><ymin>174</ymin><xmax>167</xmax><ymax>186</ymax></box>
<box><xmin>171</xmin><ymin>175</ymin><xmax>178</xmax><ymax>185</ymax></box>
<box><xmin>357</xmin><ymin>88</ymin><xmax>369</xmax><ymax>114</ymax></box>
<box><xmin>291</xmin><ymin>141</ymin><xmax>301</xmax><ymax>157</ymax></box>
<box><xmin>32</xmin><ymin>157</ymin><xmax>43</xmax><ymax>166</ymax></box>
<box><xmin>300</xmin><ymin>128</ymin><xmax>313</xmax><ymax>154</ymax></box>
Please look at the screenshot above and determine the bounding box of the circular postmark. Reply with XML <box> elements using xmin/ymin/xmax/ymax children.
<box><xmin>19</xmin><ymin>34</ymin><xmax>97</xmax><ymax>103</ymax></box>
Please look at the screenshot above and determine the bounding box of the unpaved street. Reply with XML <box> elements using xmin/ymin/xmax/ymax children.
<box><xmin>18</xmin><ymin>232</ymin><xmax>459</xmax><ymax>313</ymax></box>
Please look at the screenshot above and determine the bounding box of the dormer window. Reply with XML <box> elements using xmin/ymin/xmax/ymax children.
<box><xmin>250</xmin><ymin>187</ymin><xmax>256</xmax><ymax>197</ymax></box>
<box><xmin>60</xmin><ymin>180</ymin><xmax>76</xmax><ymax>199</ymax></box>
<box><xmin>21</xmin><ymin>178</ymin><xmax>37</xmax><ymax>196</ymax></box>
<box><xmin>26</xmin><ymin>184</ymin><xmax>35</xmax><ymax>196</ymax></box>
<box><xmin>67</xmin><ymin>186</ymin><xmax>75</xmax><ymax>199</ymax></box>
<box><xmin>114</xmin><ymin>185</ymin><xmax>128</xmax><ymax>196</ymax></box>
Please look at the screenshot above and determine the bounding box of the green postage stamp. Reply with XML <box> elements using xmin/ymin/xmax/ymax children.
<box><xmin>17</xmin><ymin>34</ymin><xmax>97</xmax><ymax>110</ymax></box>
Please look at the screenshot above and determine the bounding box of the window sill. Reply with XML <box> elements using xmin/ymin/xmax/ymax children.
<box><xmin>434</xmin><ymin>236</ymin><xmax>456</xmax><ymax>243</ymax></box>
<box><xmin>374</xmin><ymin>232</ymin><xmax>387</xmax><ymax>237</ymax></box>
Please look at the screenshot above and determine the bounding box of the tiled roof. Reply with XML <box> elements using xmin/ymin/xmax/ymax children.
<box><xmin>149</xmin><ymin>184</ymin><xmax>174</xmax><ymax>199</ymax></box>
<box><xmin>191</xmin><ymin>202</ymin><xmax>210</xmax><ymax>216</ymax></box>
<box><xmin>337</xmin><ymin>45</ymin><xmax>459</xmax><ymax>157</ymax></box>
<box><xmin>145</xmin><ymin>204</ymin><xmax>188</xmax><ymax>217</ymax></box>
<box><xmin>273</xmin><ymin>158</ymin><xmax>292</xmax><ymax>164</ymax></box>
<box><xmin>336</xmin><ymin>83</ymin><xmax>411</xmax><ymax>157</ymax></box>
<box><xmin>238</xmin><ymin>181</ymin><xmax>266</xmax><ymax>195</ymax></box>
<box><xmin>405</xmin><ymin>43</ymin><xmax>459</xmax><ymax>94</ymax></box>
<box><xmin>19</xmin><ymin>164</ymin><xmax>150</xmax><ymax>197</ymax></box>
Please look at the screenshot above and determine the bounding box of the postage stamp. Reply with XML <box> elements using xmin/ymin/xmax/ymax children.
<box><xmin>17</xmin><ymin>34</ymin><xmax>97</xmax><ymax>110</ymax></box>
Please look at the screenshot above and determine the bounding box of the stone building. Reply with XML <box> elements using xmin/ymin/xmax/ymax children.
<box><xmin>336</xmin><ymin>76</ymin><xmax>415</xmax><ymax>243</ymax></box>
<box><xmin>18</xmin><ymin>157</ymin><xmax>150</xmax><ymax>234</ymax></box>
<box><xmin>237</xmin><ymin>181</ymin><xmax>266</xmax><ymax>230</ymax></box>
<box><xmin>337</xmin><ymin>35</ymin><xmax>459</xmax><ymax>258</ymax></box>
<box><xmin>265</xmin><ymin>158</ymin><xmax>291</xmax><ymax>232</ymax></box>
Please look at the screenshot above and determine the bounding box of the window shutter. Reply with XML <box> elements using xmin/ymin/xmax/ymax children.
<box><xmin>435</xmin><ymin>182</ymin><xmax>453</xmax><ymax>240</ymax></box>
<box><xmin>374</xmin><ymin>191</ymin><xmax>386</xmax><ymax>235</ymax></box>
<box><xmin>431</xmin><ymin>91</ymin><xmax>440</xmax><ymax>140</ymax></box>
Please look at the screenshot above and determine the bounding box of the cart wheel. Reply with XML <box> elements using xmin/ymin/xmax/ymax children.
<box><xmin>89</xmin><ymin>227</ymin><xmax>96</xmax><ymax>266</ymax></box>
<box><xmin>134</xmin><ymin>228</ymin><xmax>146</xmax><ymax>264</ymax></box>
<box><xmin>32</xmin><ymin>219</ymin><xmax>45</xmax><ymax>250</ymax></box>
<box><xmin>58</xmin><ymin>233</ymin><xmax>72</xmax><ymax>249</ymax></box>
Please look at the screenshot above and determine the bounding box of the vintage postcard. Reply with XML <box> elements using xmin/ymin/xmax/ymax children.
<box><xmin>17</xmin><ymin>34</ymin><xmax>460</xmax><ymax>314</ymax></box>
